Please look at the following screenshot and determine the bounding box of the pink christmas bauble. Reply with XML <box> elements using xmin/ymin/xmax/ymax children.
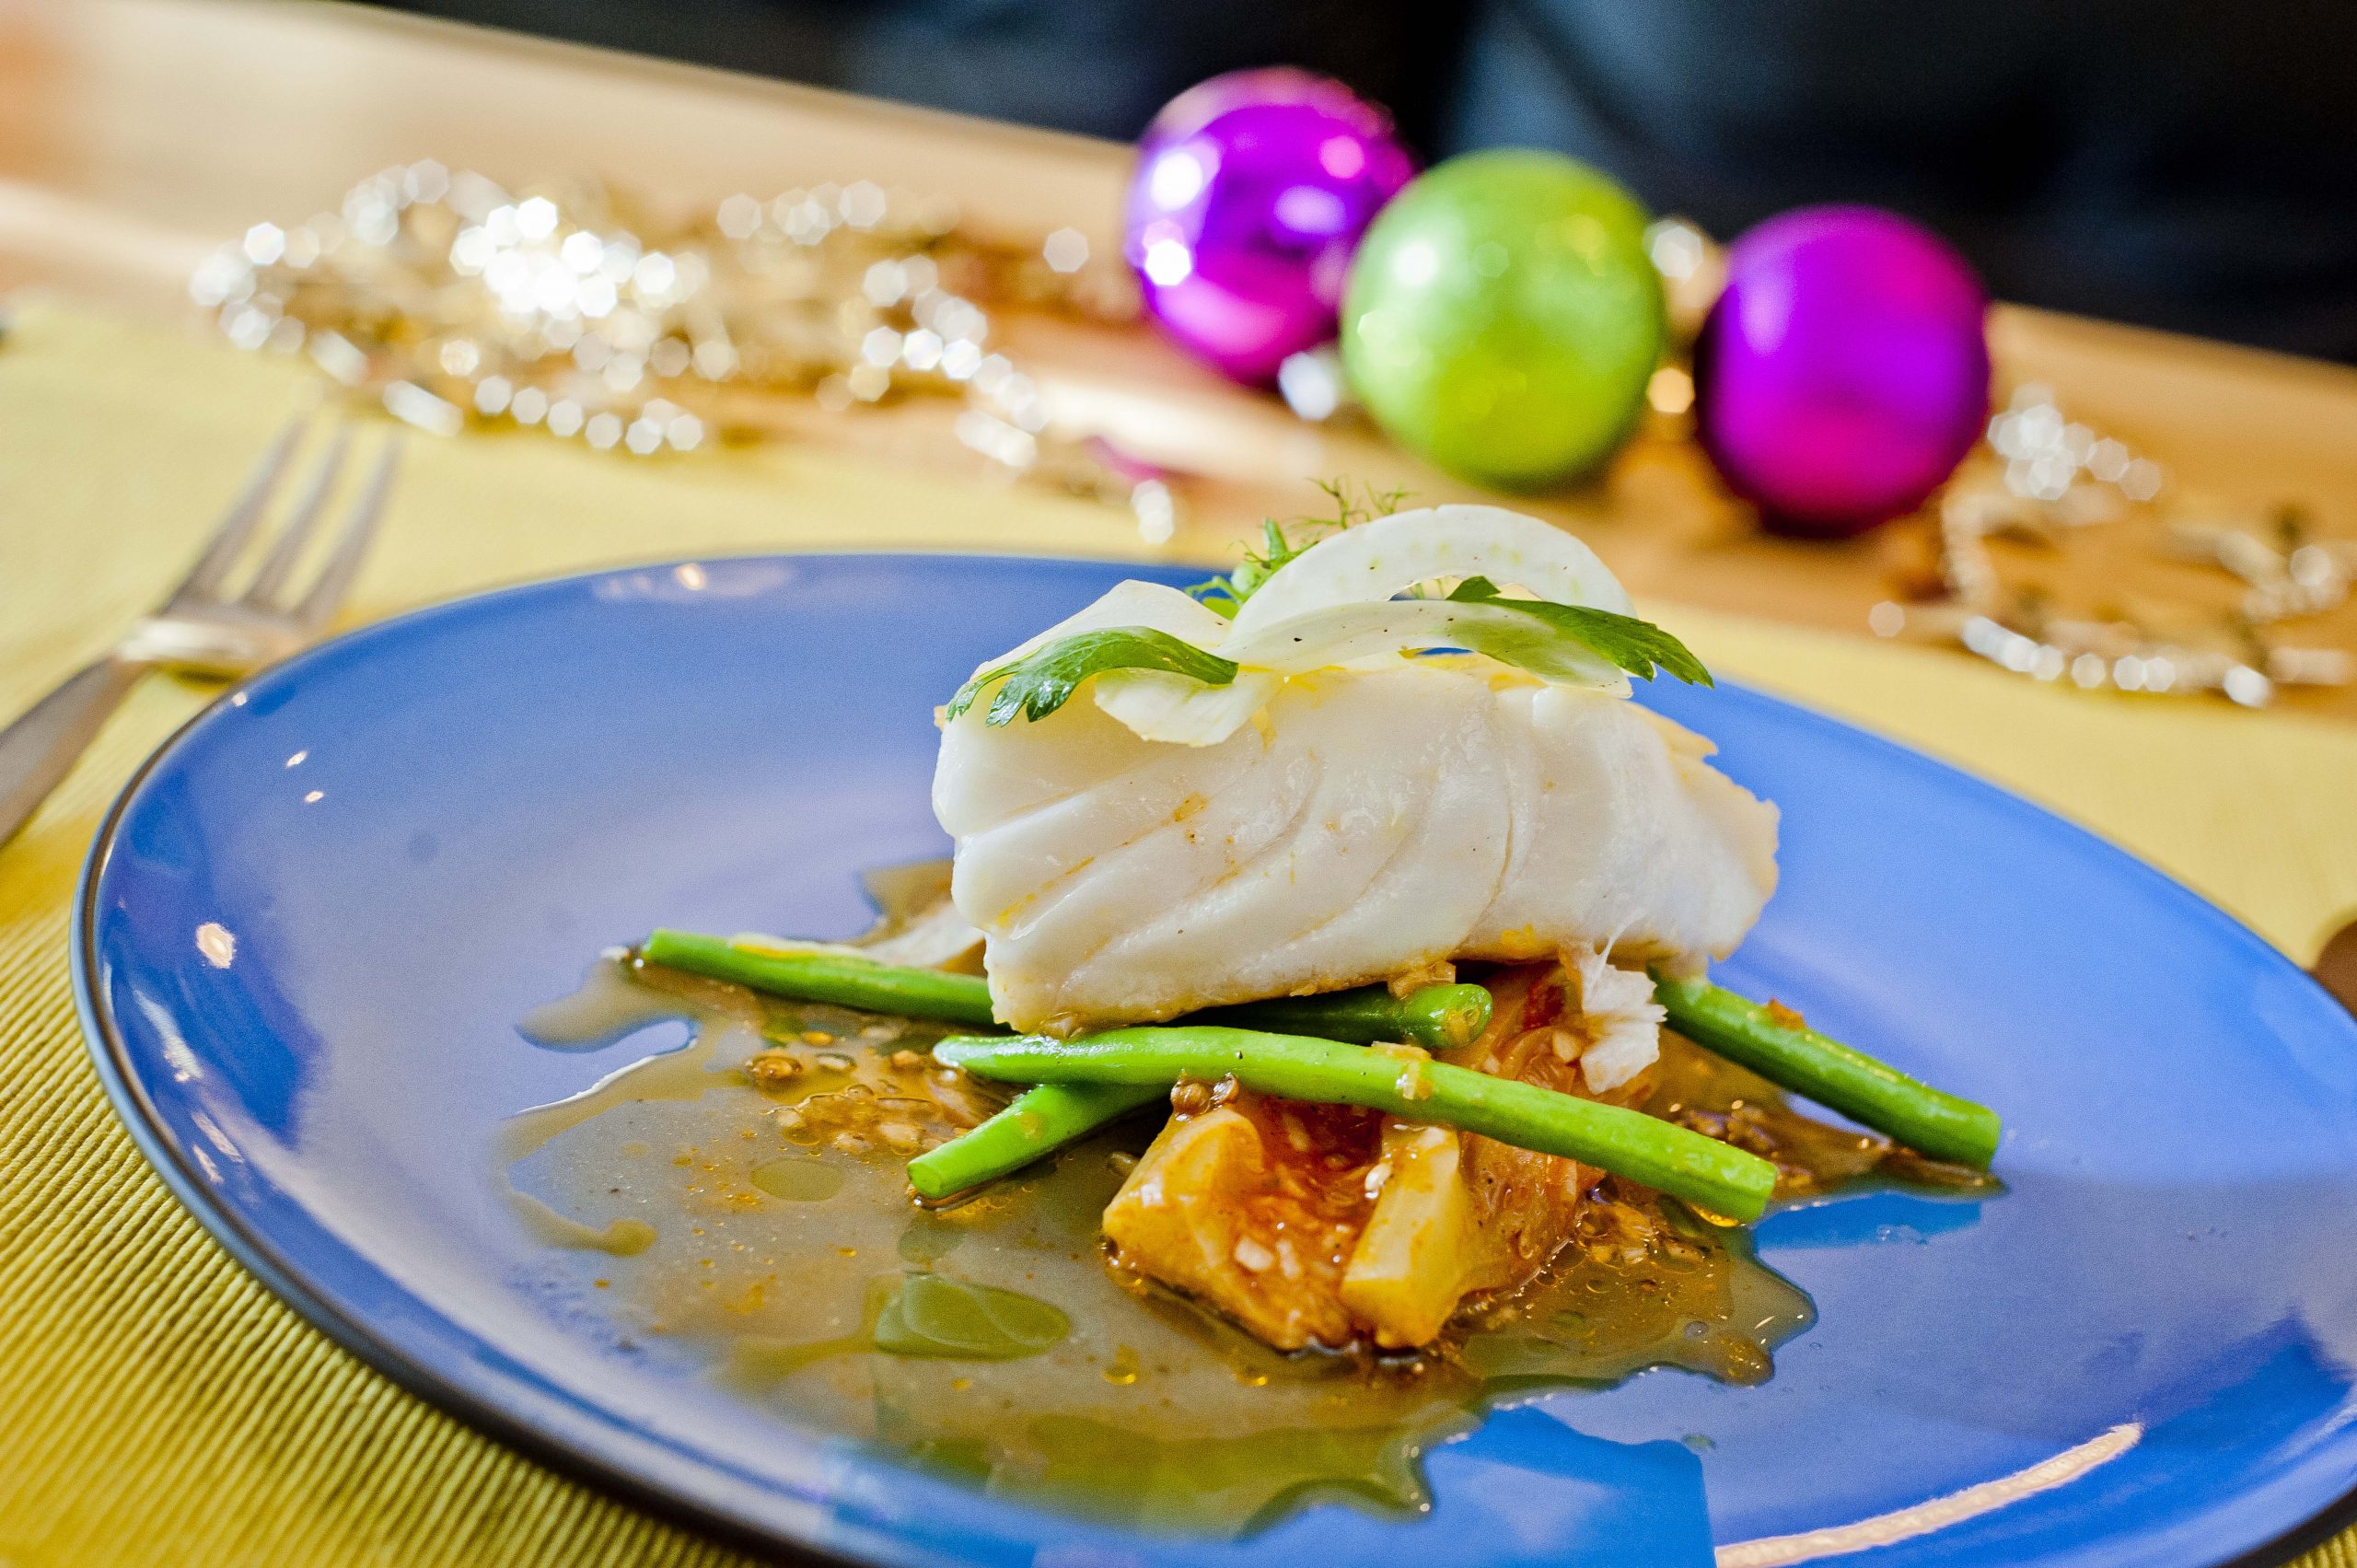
<box><xmin>1126</xmin><ymin>68</ymin><xmax>1414</xmax><ymax>385</ymax></box>
<box><xmin>1695</xmin><ymin>206</ymin><xmax>1991</xmax><ymax>537</ymax></box>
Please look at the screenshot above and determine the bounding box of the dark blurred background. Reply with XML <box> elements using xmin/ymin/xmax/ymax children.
<box><xmin>372</xmin><ymin>0</ymin><xmax>2357</xmax><ymax>362</ymax></box>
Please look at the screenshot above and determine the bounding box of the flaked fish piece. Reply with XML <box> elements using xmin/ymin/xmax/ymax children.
<box><xmin>1102</xmin><ymin>961</ymin><xmax>1654</xmax><ymax>1351</ymax></box>
<box><xmin>934</xmin><ymin>647</ymin><xmax>1776</xmax><ymax>1057</ymax></box>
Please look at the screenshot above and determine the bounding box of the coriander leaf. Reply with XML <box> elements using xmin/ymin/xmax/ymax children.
<box><xmin>946</xmin><ymin>628</ymin><xmax>1240</xmax><ymax>726</ymax></box>
<box><xmin>1446</xmin><ymin>576</ymin><xmax>1713</xmax><ymax>686</ymax></box>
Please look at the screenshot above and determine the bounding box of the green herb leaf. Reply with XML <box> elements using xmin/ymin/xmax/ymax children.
<box><xmin>946</xmin><ymin>627</ymin><xmax>1240</xmax><ymax>726</ymax></box>
<box><xmin>1188</xmin><ymin>481</ymin><xmax>1411</xmax><ymax>617</ymax></box>
<box><xmin>1189</xmin><ymin>519</ymin><xmax>1306</xmax><ymax>618</ymax></box>
<box><xmin>1186</xmin><ymin>575</ymin><xmax>1245</xmax><ymax>619</ymax></box>
<box><xmin>1446</xmin><ymin>576</ymin><xmax>1713</xmax><ymax>687</ymax></box>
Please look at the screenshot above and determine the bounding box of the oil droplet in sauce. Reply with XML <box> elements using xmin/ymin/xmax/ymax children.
<box><xmin>872</xmin><ymin>1273</ymin><xmax>1071</xmax><ymax>1359</ymax></box>
<box><xmin>503</xmin><ymin>893</ymin><xmax>1986</xmax><ymax>1537</ymax></box>
<box><xmin>750</xmin><ymin>1156</ymin><xmax>844</xmax><ymax>1202</ymax></box>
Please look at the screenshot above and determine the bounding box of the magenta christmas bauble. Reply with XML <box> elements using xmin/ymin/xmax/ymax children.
<box><xmin>1126</xmin><ymin>68</ymin><xmax>1415</xmax><ymax>385</ymax></box>
<box><xmin>1695</xmin><ymin>206</ymin><xmax>1991</xmax><ymax>537</ymax></box>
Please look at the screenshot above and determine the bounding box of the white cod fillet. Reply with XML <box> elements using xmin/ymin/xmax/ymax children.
<box><xmin>933</xmin><ymin>656</ymin><xmax>1779</xmax><ymax>1039</ymax></box>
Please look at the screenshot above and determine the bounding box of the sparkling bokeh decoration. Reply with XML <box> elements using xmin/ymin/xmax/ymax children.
<box><xmin>1126</xmin><ymin>68</ymin><xmax>1414</xmax><ymax>386</ymax></box>
<box><xmin>1341</xmin><ymin>149</ymin><xmax>1665</xmax><ymax>489</ymax></box>
<box><xmin>1694</xmin><ymin>206</ymin><xmax>1990</xmax><ymax>537</ymax></box>
<box><xmin>1874</xmin><ymin>383</ymin><xmax>2353</xmax><ymax>705</ymax></box>
<box><xmin>184</xmin><ymin>160</ymin><xmax>2349</xmax><ymax>705</ymax></box>
<box><xmin>190</xmin><ymin>160</ymin><xmax>1181</xmax><ymax>533</ymax></box>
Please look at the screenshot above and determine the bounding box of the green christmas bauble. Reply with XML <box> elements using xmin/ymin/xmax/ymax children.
<box><xmin>1341</xmin><ymin>149</ymin><xmax>1665</xmax><ymax>489</ymax></box>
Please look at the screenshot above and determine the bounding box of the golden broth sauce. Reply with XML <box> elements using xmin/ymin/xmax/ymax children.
<box><xmin>506</xmin><ymin>952</ymin><xmax>1986</xmax><ymax>1535</ymax></box>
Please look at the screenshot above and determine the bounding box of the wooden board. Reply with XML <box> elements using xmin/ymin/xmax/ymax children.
<box><xmin>4</xmin><ymin>0</ymin><xmax>2354</xmax><ymax>718</ymax></box>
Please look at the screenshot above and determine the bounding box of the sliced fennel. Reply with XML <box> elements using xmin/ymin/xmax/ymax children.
<box><xmin>1220</xmin><ymin>598</ymin><xmax>1630</xmax><ymax>687</ymax></box>
<box><xmin>1093</xmin><ymin>668</ymin><xmax>1282</xmax><ymax>745</ymax></box>
<box><xmin>946</xmin><ymin>628</ymin><xmax>1237</xmax><ymax>726</ymax></box>
<box><xmin>944</xmin><ymin>505</ymin><xmax>1703</xmax><ymax>743</ymax></box>
<box><xmin>1445</xmin><ymin>577</ymin><xmax>1710</xmax><ymax>687</ymax></box>
<box><xmin>957</xmin><ymin>579</ymin><xmax>1233</xmax><ymax>677</ymax></box>
<box><xmin>1224</xmin><ymin>505</ymin><xmax>1634</xmax><ymax>638</ymax></box>
<box><xmin>944</xmin><ymin>580</ymin><xmax>1241</xmax><ymax>727</ymax></box>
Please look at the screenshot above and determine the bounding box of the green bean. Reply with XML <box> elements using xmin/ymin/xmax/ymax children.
<box><xmin>906</xmin><ymin>1083</ymin><xmax>1166</xmax><ymax>1201</ymax></box>
<box><xmin>1191</xmin><ymin>982</ymin><xmax>1493</xmax><ymax>1052</ymax></box>
<box><xmin>1652</xmin><ymin>971</ymin><xmax>2001</xmax><ymax>1168</ymax></box>
<box><xmin>900</xmin><ymin>984</ymin><xmax>1493</xmax><ymax>1196</ymax></box>
<box><xmin>640</xmin><ymin>930</ymin><xmax>996</xmax><ymax>1028</ymax></box>
<box><xmin>643</xmin><ymin>930</ymin><xmax>1492</xmax><ymax>1052</ymax></box>
<box><xmin>932</xmin><ymin>1027</ymin><xmax>1778</xmax><ymax>1221</ymax></box>
<box><xmin>641</xmin><ymin>932</ymin><xmax>1514</xmax><ymax>1195</ymax></box>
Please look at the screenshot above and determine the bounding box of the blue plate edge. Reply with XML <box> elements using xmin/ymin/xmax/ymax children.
<box><xmin>64</xmin><ymin>548</ymin><xmax>2357</xmax><ymax>1568</ymax></box>
<box><xmin>67</xmin><ymin>672</ymin><xmax>902</xmax><ymax>1568</ymax></box>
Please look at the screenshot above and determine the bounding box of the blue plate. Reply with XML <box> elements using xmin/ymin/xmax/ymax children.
<box><xmin>76</xmin><ymin>554</ymin><xmax>2357</xmax><ymax>1567</ymax></box>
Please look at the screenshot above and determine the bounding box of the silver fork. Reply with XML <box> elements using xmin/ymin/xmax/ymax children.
<box><xmin>0</xmin><ymin>414</ymin><xmax>400</xmax><ymax>848</ymax></box>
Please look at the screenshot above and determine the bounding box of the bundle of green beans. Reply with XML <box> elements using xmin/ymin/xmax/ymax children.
<box><xmin>930</xmin><ymin>1028</ymin><xmax>1780</xmax><ymax>1221</ymax></box>
<box><xmin>637</xmin><ymin>929</ymin><xmax>2001</xmax><ymax>1211</ymax></box>
<box><xmin>640</xmin><ymin>929</ymin><xmax>1494</xmax><ymax>1196</ymax></box>
<box><xmin>639</xmin><ymin>930</ymin><xmax>1489</xmax><ymax>1050</ymax></box>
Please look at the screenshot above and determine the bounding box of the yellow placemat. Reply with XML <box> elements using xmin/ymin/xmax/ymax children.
<box><xmin>2</xmin><ymin>298</ymin><xmax>2353</xmax><ymax>1568</ymax></box>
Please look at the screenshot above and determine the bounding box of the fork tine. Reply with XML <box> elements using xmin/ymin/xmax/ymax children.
<box><xmin>164</xmin><ymin>411</ymin><xmax>310</xmax><ymax>609</ymax></box>
<box><xmin>292</xmin><ymin>438</ymin><xmax>400</xmax><ymax>630</ymax></box>
<box><xmin>243</xmin><ymin>426</ymin><xmax>353</xmax><ymax>606</ymax></box>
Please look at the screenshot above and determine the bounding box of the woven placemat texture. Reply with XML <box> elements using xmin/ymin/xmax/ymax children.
<box><xmin>3</xmin><ymin>300</ymin><xmax>2353</xmax><ymax>1567</ymax></box>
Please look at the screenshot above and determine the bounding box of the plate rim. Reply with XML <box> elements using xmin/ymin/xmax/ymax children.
<box><xmin>69</xmin><ymin>548</ymin><xmax>2357</xmax><ymax>1568</ymax></box>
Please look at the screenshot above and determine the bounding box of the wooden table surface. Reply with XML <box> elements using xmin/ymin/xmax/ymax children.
<box><xmin>5</xmin><ymin>0</ymin><xmax>2357</xmax><ymax>724</ymax></box>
